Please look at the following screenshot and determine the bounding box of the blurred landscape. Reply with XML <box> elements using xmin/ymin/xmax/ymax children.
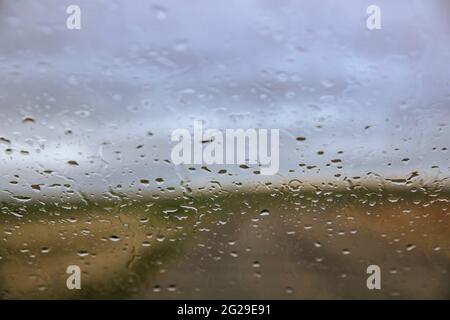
<box><xmin>1</xmin><ymin>188</ymin><xmax>449</xmax><ymax>299</ymax></box>
<box><xmin>0</xmin><ymin>0</ymin><xmax>449</xmax><ymax>299</ymax></box>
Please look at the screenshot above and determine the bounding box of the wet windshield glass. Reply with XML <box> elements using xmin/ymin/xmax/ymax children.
<box><xmin>0</xmin><ymin>0</ymin><xmax>449</xmax><ymax>299</ymax></box>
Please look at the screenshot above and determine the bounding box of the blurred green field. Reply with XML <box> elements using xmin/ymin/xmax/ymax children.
<box><xmin>0</xmin><ymin>187</ymin><xmax>449</xmax><ymax>299</ymax></box>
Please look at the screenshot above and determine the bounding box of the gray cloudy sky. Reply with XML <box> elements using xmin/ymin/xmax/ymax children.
<box><xmin>0</xmin><ymin>0</ymin><xmax>449</xmax><ymax>201</ymax></box>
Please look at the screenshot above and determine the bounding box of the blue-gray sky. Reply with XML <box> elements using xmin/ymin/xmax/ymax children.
<box><xmin>0</xmin><ymin>0</ymin><xmax>449</xmax><ymax>201</ymax></box>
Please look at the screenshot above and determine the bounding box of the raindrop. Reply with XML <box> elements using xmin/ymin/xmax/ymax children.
<box><xmin>152</xmin><ymin>5</ymin><xmax>167</xmax><ymax>20</ymax></box>
<box><xmin>22</xmin><ymin>117</ymin><xmax>35</xmax><ymax>124</ymax></box>
<box><xmin>288</xmin><ymin>179</ymin><xmax>303</xmax><ymax>191</ymax></box>
<box><xmin>109</xmin><ymin>235</ymin><xmax>121</xmax><ymax>242</ymax></box>
<box><xmin>77</xmin><ymin>250</ymin><xmax>89</xmax><ymax>257</ymax></box>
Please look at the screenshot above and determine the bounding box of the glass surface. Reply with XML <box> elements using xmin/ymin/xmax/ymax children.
<box><xmin>0</xmin><ymin>0</ymin><xmax>449</xmax><ymax>299</ymax></box>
